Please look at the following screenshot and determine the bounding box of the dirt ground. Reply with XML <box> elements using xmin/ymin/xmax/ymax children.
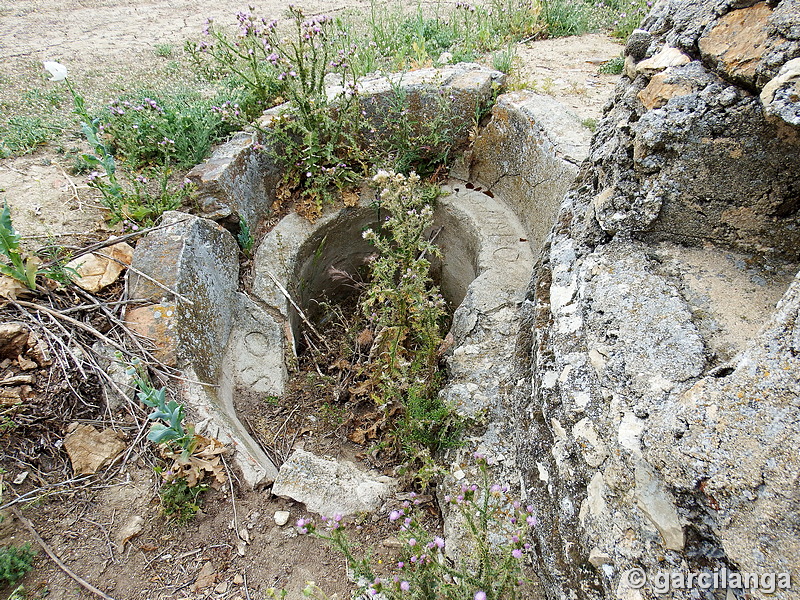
<box><xmin>0</xmin><ymin>2</ymin><xmax>623</xmax><ymax>599</ymax></box>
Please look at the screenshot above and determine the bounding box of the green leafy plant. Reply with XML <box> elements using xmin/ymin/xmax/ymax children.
<box><xmin>362</xmin><ymin>78</ymin><xmax>462</xmax><ymax>177</ymax></box>
<box><xmin>237</xmin><ymin>216</ymin><xmax>254</xmax><ymax>256</ymax></box>
<box><xmin>360</xmin><ymin>171</ymin><xmax>460</xmax><ymax>456</ymax></box>
<box><xmin>0</xmin><ymin>116</ymin><xmax>57</xmax><ymax>158</ymax></box>
<box><xmin>0</xmin><ymin>544</ymin><xmax>36</xmax><ymax>586</ymax></box>
<box><xmin>297</xmin><ymin>455</ymin><xmax>536</xmax><ymax>600</ymax></box>
<box><xmin>43</xmin><ymin>62</ymin><xmax>191</xmax><ymax>227</ymax></box>
<box><xmin>125</xmin><ymin>357</ymin><xmax>227</xmax><ymax>493</ymax></box>
<box><xmin>158</xmin><ymin>477</ymin><xmax>208</xmax><ymax>524</ymax></box>
<box><xmin>0</xmin><ymin>202</ymin><xmax>38</xmax><ymax>290</ymax></box>
<box><xmin>100</xmin><ymin>90</ymin><xmax>232</xmax><ymax>170</ymax></box>
<box><xmin>492</xmin><ymin>44</ymin><xmax>517</xmax><ymax>75</ymax></box>
<box><xmin>127</xmin><ymin>360</ymin><xmax>194</xmax><ymax>453</ymax></box>
<box><xmin>538</xmin><ymin>0</ymin><xmax>593</xmax><ymax>37</ymax></box>
<box><xmin>0</xmin><ymin>202</ymin><xmax>45</xmax><ymax>290</ymax></box>
<box><xmin>154</xmin><ymin>43</ymin><xmax>173</xmax><ymax>58</ymax></box>
<box><xmin>599</xmin><ymin>54</ymin><xmax>625</xmax><ymax>75</ymax></box>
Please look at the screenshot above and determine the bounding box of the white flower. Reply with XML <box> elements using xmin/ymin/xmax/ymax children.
<box><xmin>43</xmin><ymin>61</ymin><xmax>68</xmax><ymax>81</ymax></box>
<box><xmin>372</xmin><ymin>169</ymin><xmax>391</xmax><ymax>184</ymax></box>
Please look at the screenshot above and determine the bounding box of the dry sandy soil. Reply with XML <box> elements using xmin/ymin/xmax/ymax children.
<box><xmin>0</xmin><ymin>2</ymin><xmax>623</xmax><ymax>599</ymax></box>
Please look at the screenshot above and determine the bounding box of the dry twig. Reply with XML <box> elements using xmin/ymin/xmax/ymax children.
<box><xmin>12</xmin><ymin>507</ymin><xmax>120</xmax><ymax>600</ymax></box>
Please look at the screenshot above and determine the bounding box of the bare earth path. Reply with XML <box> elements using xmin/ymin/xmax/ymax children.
<box><xmin>0</xmin><ymin>2</ymin><xmax>622</xmax><ymax>599</ymax></box>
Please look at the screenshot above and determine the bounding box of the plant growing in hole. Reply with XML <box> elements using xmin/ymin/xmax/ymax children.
<box><xmin>237</xmin><ymin>216</ymin><xmax>254</xmax><ymax>256</ymax></box>
<box><xmin>360</xmin><ymin>171</ymin><xmax>462</xmax><ymax>456</ymax></box>
<box><xmin>294</xmin><ymin>454</ymin><xmax>536</xmax><ymax>600</ymax></box>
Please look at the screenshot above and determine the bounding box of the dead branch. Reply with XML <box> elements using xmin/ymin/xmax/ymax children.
<box><xmin>263</xmin><ymin>268</ymin><xmax>330</xmax><ymax>351</ymax></box>
<box><xmin>12</xmin><ymin>507</ymin><xmax>120</xmax><ymax>600</ymax></box>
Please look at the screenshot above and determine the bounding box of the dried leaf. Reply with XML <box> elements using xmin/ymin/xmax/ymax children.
<box><xmin>342</xmin><ymin>190</ymin><xmax>359</xmax><ymax>207</ymax></box>
<box><xmin>191</xmin><ymin>561</ymin><xmax>217</xmax><ymax>592</ymax></box>
<box><xmin>0</xmin><ymin>275</ymin><xmax>27</xmax><ymax>301</ymax></box>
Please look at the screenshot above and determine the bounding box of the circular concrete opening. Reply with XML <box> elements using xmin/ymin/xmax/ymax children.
<box><xmin>290</xmin><ymin>199</ymin><xmax>482</xmax><ymax>339</ymax></box>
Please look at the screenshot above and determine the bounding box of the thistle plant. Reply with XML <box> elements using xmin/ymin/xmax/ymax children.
<box><xmin>361</xmin><ymin>171</ymin><xmax>460</xmax><ymax>455</ymax></box>
<box><xmin>295</xmin><ymin>455</ymin><xmax>535</xmax><ymax>600</ymax></box>
<box><xmin>43</xmin><ymin>61</ymin><xmax>191</xmax><ymax>227</ymax></box>
<box><xmin>191</xmin><ymin>7</ymin><xmax>364</xmax><ymax>213</ymax></box>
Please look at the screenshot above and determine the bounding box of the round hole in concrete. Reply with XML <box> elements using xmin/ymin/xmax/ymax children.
<box><xmin>288</xmin><ymin>197</ymin><xmax>482</xmax><ymax>346</ymax></box>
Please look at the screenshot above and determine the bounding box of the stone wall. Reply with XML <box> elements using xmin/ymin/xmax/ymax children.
<box><xmin>516</xmin><ymin>2</ymin><xmax>800</xmax><ymax>599</ymax></box>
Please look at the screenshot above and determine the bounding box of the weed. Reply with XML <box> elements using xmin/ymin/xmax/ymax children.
<box><xmin>593</xmin><ymin>0</ymin><xmax>651</xmax><ymax>39</ymax></box>
<box><xmin>540</xmin><ymin>0</ymin><xmax>592</xmax><ymax>37</ymax></box>
<box><xmin>361</xmin><ymin>171</ymin><xmax>459</xmax><ymax>457</ymax></box>
<box><xmin>22</xmin><ymin>87</ymin><xmax>64</xmax><ymax>109</ymax></box>
<box><xmin>581</xmin><ymin>117</ymin><xmax>597</xmax><ymax>132</ymax></box>
<box><xmin>0</xmin><ymin>201</ymin><xmax>71</xmax><ymax>291</ymax></box>
<box><xmin>237</xmin><ymin>216</ymin><xmax>254</xmax><ymax>256</ymax></box>
<box><xmin>296</xmin><ymin>455</ymin><xmax>536</xmax><ymax>600</ymax></box>
<box><xmin>6</xmin><ymin>585</ymin><xmax>49</xmax><ymax>600</ymax></box>
<box><xmin>363</xmin><ymin>77</ymin><xmax>462</xmax><ymax>176</ymax></box>
<box><xmin>158</xmin><ymin>478</ymin><xmax>208</xmax><ymax>524</ymax></box>
<box><xmin>186</xmin><ymin>13</ymin><xmax>284</xmax><ymax>107</ymax></box>
<box><xmin>599</xmin><ymin>54</ymin><xmax>625</xmax><ymax>75</ymax></box>
<box><xmin>154</xmin><ymin>43</ymin><xmax>173</xmax><ymax>58</ymax></box>
<box><xmin>126</xmin><ymin>357</ymin><xmax>227</xmax><ymax>489</ymax></box>
<box><xmin>492</xmin><ymin>45</ymin><xmax>517</xmax><ymax>75</ymax></box>
<box><xmin>100</xmin><ymin>89</ymin><xmax>232</xmax><ymax>170</ymax></box>
<box><xmin>0</xmin><ymin>116</ymin><xmax>57</xmax><ymax>158</ymax></box>
<box><xmin>43</xmin><ymin>62</ymin><xmax>193</xmax><ymax>227</ymax></box>
<box><xmin>0</xmin><ymin>544</ymin><xmax>36</xmax><ymax>586</ymax></box>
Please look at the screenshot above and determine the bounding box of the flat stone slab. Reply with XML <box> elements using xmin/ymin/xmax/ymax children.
<box><xmin>272</xmin><ymin>449</ymin><xmax>397</xmax><ymax>517</ymax></box>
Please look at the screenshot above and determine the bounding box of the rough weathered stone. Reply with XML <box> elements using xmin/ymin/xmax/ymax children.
<box><xmin>272</xmin><ymin>449</ymin><xmax>397</xmax><ymax>516</ymax></box>
<box><xmin>761</xmin><ymin>56</ymin><xmax>800</xmax><ymax>125</ymax></box>
<box><xmin>625</xmin><ymin>29</ymin><xmax>653</xmax><ymax>61</ymax></box>
<box><xmin>125</xmin><ymin>302</ymin><xmax>179</xmax><ymax>366</ymax></box>
<box><xmin>635</xmin><ymin>46</ymin><xmax>691</xmax><ymax>75</ymax></box>
<box><xmin>515</xmin><ymin>2</ymin><xmax>800</xmax><ymax>600</ymax></box>
<box><xmin>186</xmin><ymin>132</ymin><xmax>280</xmax><ymax>231</ymax></box>
<box><xmin>128</xmin><ymin>211</ymin><xmax>239</xmax><ymax>382</ymax></box>
<box><xmin>644</xmin><ymin>273</ymin><xmax>800</xmax><ymax>585</ymax></box>
<box><xmin>698</xmin><ymin>2</ymin><xmax>775</xmax><ymax>87</ymax></box>
<box><xmin>464</xmin><ymin>91</ymin><xmax>590</xmax><ymax>251</ymax></box>
<box><xmin>0</xmin><ymin>322</ymin><xmax>29</xmax><ymax>359</ymax></box>
<box><xmin>637</xmin><ymin>70</ymin><xmax>695</xmax><ymax>110</ymax></box>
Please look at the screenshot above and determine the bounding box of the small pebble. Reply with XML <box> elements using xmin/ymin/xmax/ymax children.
<box><xmin>274</xmin><ymin>510</ymin><xmax>290</xmax><ymax>526</ymax></box>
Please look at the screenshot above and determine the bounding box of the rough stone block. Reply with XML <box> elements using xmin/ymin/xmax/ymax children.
<box><xmin>128</xmin><ymin>211</ymin><xmax>239</xmax><ymax>382</ymax></box>
<box><xmin>272</xmin><ymin>449</ymin><xmax>397</xmax><ymax>516</ymax></box>
<box><xmin>186</xmin><ymin>132</ymin><xmax>280</xmax><ymax>231</ymax></box>
<box><xmin>466</xmin><ymin>91</ymin><xmax>590</xmax><ymax>252</ymax></box>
